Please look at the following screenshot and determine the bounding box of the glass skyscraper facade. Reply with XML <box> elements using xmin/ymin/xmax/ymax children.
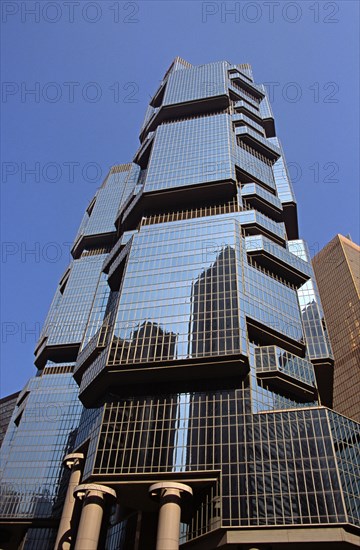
<box><xmin>0</xmin><ymin>58</ymin><xmax>359</xmax><ymax>549</ymax></box>
<box><xmin>0</xmin><ymin>392</ymin><xmax>19</xmax><ymax>450</ymax></box>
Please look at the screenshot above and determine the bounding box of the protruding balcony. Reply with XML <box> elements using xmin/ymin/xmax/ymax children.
<box><xmin>107</xmin><ymin>238</ymin><xmax>132</xmax><ymax>290</ymax></box>
<box><xmin>229</xmin><ymin>71</ymin><xmax>265</xmax><ymax>100</ymax></box>
<box><xmin>241</xmin><ymin>182</ymin><xmax>283</xmax><ymax>221</ymax></box>
<box><xmin>74</xmin><ymin>322</ymin><xmax>112</xmax><ymax>383</ymax></box>
<box><xmin>255</xmin><ymin>345</ymin><xmax>317</xmax><ymax>400</ymax></box>
<box><xmin>149</xmin><ymin>78</ymin><xmax>168</xmax><ymax>108</ymax></box>
<box><xmin>245</xmin><ymin>235</ymin><xmax>312</xmax><ymax>287</ymax></box>
<box><xmin>140</xmin><ymin>91</ymin><xmax>230</xmax><ymax>142</ymax></box>
<box><xmin>34</xmin><ymin>335</ymin><xmax>80</xmax><ymax>368</ymax></box>
<box><xmin>133</xmin><ymin>131</ymin><xmax>155</xmax><ymax>168</ymax></box>
<box><xmin>235</xmin><ymin>145</ymin><xmax>276</xmax><ymax>192</ymax></box>
<box><xmin>233</xmin><ymin>100</ymin><xmax>262</xmax><ymax>120</ymax></box>
<box><xmin>232</xmin><ymin>113</ymin><xmax>265</xmax><ymax>136</ymax></box>
<box><xmin>77</xmin><ymin>318</ymin><xmax>250</xmax><ymax>405</ymax></box>
<box><xmin>120</xmin><ymin>189</ymin><xmax>143</xmax><ymax>226</ymax></box>
<box><xmin>229</xmin><ymin>83</ymin><xmax>259</xmax><ymax>109</ymax></box>
<box><xmin>71</xmin><ymin>230</ymin><xmax>116</xmax><ymax>260</ymax></box>
<box><xmin>102</xmin><ymin>237</ymin><xmax>125</xmax><ymax>274</ymax></box>
<box><xmin>239</xmin><ymin>209</ymin><xmax>286</xmax><ymax>246</ymax></box>
<box><xmin>235</xmin><ymin>126</ymin><xmax>281</xmax><ymax>162</ymax></box>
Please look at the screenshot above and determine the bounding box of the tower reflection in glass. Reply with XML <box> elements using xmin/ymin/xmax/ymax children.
<box><xmin>0</xmin><ymin>58</ymin><xmax>359</xmax><ymax>550</ymax></box>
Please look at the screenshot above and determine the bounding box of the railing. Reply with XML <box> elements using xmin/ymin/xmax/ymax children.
<box><xmin>140</xmin><ymin>200</ymin><xmax>243</xmax><ymax>227</ymax></box>
<box><xmin>239</xmin><ymin>209</ymin><xmax>286</xmax><ymax>240</ymax></box>
<box><xmin>237</xmin><ymin>140</ymin><xmax>274</xmax><ymax>166</ymax></box>
<box><xmin>245</xmin><ymin>235</ymin><xmax>312</xmax><ymax>281</ymax></box>
<box><xmin>247</xmin><ymin>255</ymin><xmax>296</xmax><ymax>290</ymax></box>
<box><xmin>229</xmin><ymin>71</ymin><xmax>264</xmax><ymax>96</ymax></box>
<box><xmin>241</xmin><ymin>182</ymin><xmax>282</xmax><ymax>210</ymax></box>
<box><xmin>229</xmin><ymin>81</ymin><xmax>260</xmax><ymax>107</ymax></box>
<box><xmin>232</xmin><ymin>113</ymin><xmax>265</xmax><ymax>136</ymax></box>
<box><xmin>255</xmin><ymin>345</ymin><xmax>317</xmax><ymax>389</ymax></box>
<box><xmin>233</xmin><ymin>100</ymin><xmax>261</xmax><ymax>118</ymax></box>
<box><xmin>236</xmin><ymin>126</ymin><xmax>281</xmax><ymax>159</ymax></box>
<box><xmin>236</xmin><ymin>143</ymin><xmax>276</xmax><ymax>191</ymax></box>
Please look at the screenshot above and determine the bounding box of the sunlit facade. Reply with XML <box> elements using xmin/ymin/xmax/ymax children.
<box><xmin>313</xmin><ymin>234</ymin><xmax>360</xmax><ymax>423</ymax></box>
<box><xmin>0</xmin><ymin>58</ymin><xmax>359</xmax><ymax>549</ymax></box>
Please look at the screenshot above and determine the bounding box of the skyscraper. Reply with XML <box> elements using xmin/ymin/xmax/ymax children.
<box><xmin>0</xmin><ymin>58</ymin><xmax>359</xmax><ymax>550</ymax></box>
<box><xmin>312</xmin><ymin>234</ymin><xmax>360</xmax><ymax>423</ymax></box>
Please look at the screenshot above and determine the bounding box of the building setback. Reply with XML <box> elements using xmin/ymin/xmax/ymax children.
<box><xmin>313</xmin><ymin>234</ymin><xmax>360</xmax><ymax>423</ymax></box>
<box><xmin>0</xmin><ymin>58</ymin><xmax>359</xmax><ymax>549</ymax></box>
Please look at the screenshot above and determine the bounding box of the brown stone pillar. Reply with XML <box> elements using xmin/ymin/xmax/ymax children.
<box><xmin>54</xmin><ymin>453</ymin><xmax>84</xmax><ymax>550</ymax></box>
<box><xmin>73</xmin><ymin>483</ymin><xmax>116</xmax><ymax>550</ymax></box>
<box><xmin>149</xmin><ymin>482</ymin><xmax>193</xmax><ymax>550</ymax></box>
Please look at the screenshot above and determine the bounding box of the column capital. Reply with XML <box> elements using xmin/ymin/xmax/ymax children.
<box><xmin>74</xmin><ymin>483</ymin><xmax>116</xmax><ymax>501</ymax></box>
<box><xmin>63</xmin><ymin>453</ymin><xmax>84</xmax><ymax>469</ymax></box>
<box><xmin>149</xmin><ymin>481</ymin><xmax>193</xmax><ymax>500</ymax></box>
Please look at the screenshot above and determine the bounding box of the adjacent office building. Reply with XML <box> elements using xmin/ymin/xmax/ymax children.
<box><xmin>313</xmin><ymin>234</ymin><xmax>360</xmax><ymax>423</ymax></box>
<box><xmin>0</xmin><ymin>58</ymin><xmax>359</xmax><ymax>549</ymax></box>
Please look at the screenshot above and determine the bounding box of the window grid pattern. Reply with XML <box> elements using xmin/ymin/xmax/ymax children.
<box><xmin>82</xmin><ymin>272</ymin><xmax>111</xmax><ymax>347</ymax></box>
<box><xmin>105</xmin><ymin>513</ymin><xmax>138</xmax><ymax>550</ymax></box>
<box><xmin>83</xmin><ymin>165</ymin><xmax>140</xmax><ymax>237</ymax></box>
<box><xmin>37</xmin><ymin>286</ymin><xmax>63</xmax><ymax>344</ymax></box>
<box><xmin>313</xmin><ymin>236</ymin><xmax>360</xmax><ymax>421</ymax></box>
<box><xmin>242</xmin><ymin>262</ymin><xmax>303</xmax><ymax>342</ymax></box>
<box><xmin>6</xmin><ymin>58</ymin><xmax>358</xmax><ymax>548</ymax></box>
<box><xmin>46</xmin><ymin>254</ymin><xmax>107</xmax><ymax>346</ymax></box>
<box><xmin>245</xmin><ymin>235</ymin><xmax>312</xmax><ymax>278</ymax></box>
<box><xmin>233</xmin><ymin>99</ymin><xmax>261</xmax><ymax>118</ymax></box>
<box><xmin>297</xmin><ymin>279</ymin><xmax>332</xmax><ymax>360</ymax></box>
<box><xmin>236</xmin><ymin>126</ymin><xmax>281</xmax><ymax>158</ymax></box>
<box><xmin>163</xmin><ymin>61</ymin><xmax>227</xmax><ymax>106</ymax></box>
<box><xmin>237</xmin><ymin>408</ymin><xmax>345</xmax><ymax>527</ymax></box>
<box><xmin>259</xmin><ymin>85</ymin><xmax>275</xmax><ymax>119</ymax></box>
<box><xmin>241</xmin><ymin>182</ymin><xmax>282</xmax><ymax>210</ymax></box>
<box><xmin>232</xmin><ymin>113</ymin><xmax>265</xmax><ymax>135</ymax></box>
<box><xmin>109</xmin><ymin>217</ymin><xmax>243</xmax><ymax>367</ymax></box>
<box><xmin>270</xmin><ymin>137</ymin><xmax>296</xmax><ymax>203</ymax></box>
<box><xmin>93</xmin><ymin>388</ymin><xmax>246</xmax><ymax>475</ymax></box>
<box><xmin>229</xmin><ymin>83</ymin><xmax>259</xmax><ymax>108</ymax></box>
<box><xmin>144</xmin><ymin>114</ymin><xmax>234</xmax><ymax>192</ymax></box>
<box><xmin>91</xmin><ymin>392</ymin><xmax>349</xmax><ymax>533</ymax></box>
<box><xmin>180</xmin><ymin>483</ymin><xmax>221</xmax><ymax>543</ymax></box>
<box><xmin>20</xmin><ymin>528</ymin><xmax>56</xmax><ymax>550</ymax></box>
<box><xmin>235</xmin><ymin>143</ymin><xmax>276</xmax><ymax>190</ymax></box>
<box><xmin>288</xmin><ymin>240</ymin><xmax>332</xmax><ymax>361</ymax></box>
<box><xmin>239</xmin><ymin>210</ymin><xmax>286</xmax><ymax>240</ymax></box>
<box><xmin>329</xmin><ymin>410</ymin><xmax>360</xmax><ymax>526</ymax></box>
<box><xmin>255</xmin><ymin>346</ymin><xmax>316</xmax><ymax>388</ymax></box>
<box><xmin>0</xmin><ymin>373</ymin><xmax>82</xmax><ymax>519</ymax></box>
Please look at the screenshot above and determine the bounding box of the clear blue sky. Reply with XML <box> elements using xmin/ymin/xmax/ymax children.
<box><xmin>1</xmin><ymin>0</ymin><xmax>359</xmax><ymax>396</ymax></box>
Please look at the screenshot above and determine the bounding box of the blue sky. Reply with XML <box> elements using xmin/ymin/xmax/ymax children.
<box><xmin>1</xmin><ymin>0</ymin><xmax>359</xmax><ymax>396</ymax></box>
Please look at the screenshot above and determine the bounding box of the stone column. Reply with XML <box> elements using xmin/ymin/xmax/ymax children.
<box><xmin>149</xmin><ymin>482</ymin><xmax>193</xmax><ymax>550</ymax></box>
<box><xmin>54</xmin><ymin>453</ymin><xmax>84</xmax><ymax>550</ymax></box>
<box><xmin>73</xmin><ymin>483</ymin><xmax>116</xmax><ymax>550</ymax></box>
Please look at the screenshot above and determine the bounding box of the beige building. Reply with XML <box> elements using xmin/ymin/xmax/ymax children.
<box><xmin>313</xmin><ymin>234</ymin><xmax>360</xmax><ymax>422</ymax></box>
